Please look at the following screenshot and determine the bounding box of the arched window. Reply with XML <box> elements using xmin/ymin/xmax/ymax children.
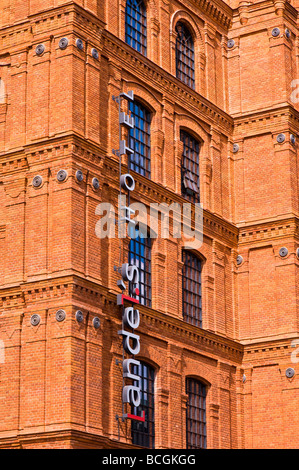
<box><xmin>131</xmin><ymin>361</ymin><xmax>155</xmax><ymax>448</ymax></box>
<box><xmin>129</xmin><ymin>227</ymin><xmax>151</xmax><ymax>307</ymax></box>
<box><xmin>125</xmin><ymin>0</ymin><xmax>147</xmax><ymax>56</ymax></box>
<box><xmin>182</xmin><ymin>251</ymin><xmax>202</xmax><ymax>327</ymax></box>
<box><xmin>175</xmin><ymin>22</ymin><xmax>195</xmax><ymax>89</ymax></box>
<box><xmin>129</xmin><ymin>100</ymin><xmax>151</xmax><ymax>178</ymax></box>
<box><xmin>181</xmin><ymin>130</ymin><xmax>200</xmax><ymax>203</ymax></box>
<box><xmin>186</xmin><ymin>378</ymin><xmax>207</xmax><ymax>449</ymax></box>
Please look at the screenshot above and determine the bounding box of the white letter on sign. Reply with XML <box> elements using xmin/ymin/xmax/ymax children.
<box><xmin>121</xmin><ymin>263</ymin><xmax>139</xmax><ymax>284</ymax></box>
<box><xmin>118</xmin><ymin>330</ymin><xmax>140</xmax><ymax>355</ymax></box>
<box><xmin>123</xmin><ymin>385</ymin><xmax>141</xmax><ymax>407</ymax></box>
<box><xmin>123</xmin><ymin>358</ymin><xmax>141</xmax><ymax>381</ymax></box>
<box><xmin>123</xmin><ymin>307</ymin><xmax>140</xmax><ymax>329</ymax></box>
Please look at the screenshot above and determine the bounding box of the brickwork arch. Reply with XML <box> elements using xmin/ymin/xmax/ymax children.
<box><xmin>175</xmin><ymin>113</ymin><xmax>209</xmax><ymax>144</ymax></box>
<box><xmin>137</xmin><ymin>345</ymin><xmax>165</xmax><ymax>392</ymax></box>
<box><xmin>124</xmin><ymin>81</ymin><xmax>161</xmax><ymax>117</ymax></box>
<box><xmin>136</xmin><ymin>355</ymin><xmax>160</xmax><ymax>373</ymax></box>
<box><xmin>124</xmin><ymin>80</ymin><xmax>163</xmax><ymax>185</ymax></box>
<box><xmin>174</xmin><ymin>112</ymin><xmax>210</xmax><ymax>198</ymax></box>
<box><xmin>170</xmin><ymin>11</ymin><xmax>204</xmax><ymax>52</ymax></box>
<box><xmin>185</xmin><ymin>373</ymin><xmax>211</xmax><ymax>389</ymax></box>
<box><xmin>182</xmin><ymin>370</ymin><xmax>213</xmax><ymax>448</ymax></box>
<box><xmin>182</xmin><ymin>247</ymin><xmax>206</xmax><ymax>266</ymax></box>
<box><xmin>180</xmin><ymin>248</ymin><xmax>206</xmax><ymax>331</ymax></box>
<box><xmin>170</xmin><ymin>10</ymin><xmax>205</xmax><ymax>94</ymax></box>
<box><xmin>179</xmin><ymin>245</ymin><xmax>210</xmax><ymax>327</ymax></box>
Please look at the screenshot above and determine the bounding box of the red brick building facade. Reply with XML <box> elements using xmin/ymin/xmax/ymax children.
<box><xmin>0</xmin><ymin>0</ymin><xmax>298</xmax><ymax>449</ymax></box>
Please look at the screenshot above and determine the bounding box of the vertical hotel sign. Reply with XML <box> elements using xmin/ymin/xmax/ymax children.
<box><xmin>112</xmin><ymin>91</ymin><xmax>145</xmax><ymax>423</ymax></box>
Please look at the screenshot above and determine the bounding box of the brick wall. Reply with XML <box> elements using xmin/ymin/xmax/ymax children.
<box><xmin>0</xmin><ymin>0</ymin><xmax>298</xmax><ymax>449</ymax></box>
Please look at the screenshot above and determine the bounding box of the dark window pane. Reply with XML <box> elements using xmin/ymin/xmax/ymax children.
<box><xmin>186</xmin><ymin>378</ymin><xmax>207</xmax><ymax>449</ymax></box>
<box><xmin>131</xmin><ymin>362</ymin><xmax>155</xmax><ymax>448</ymax></box>
<box><xmin>125</xmin><ymin>0</ymin><xmax>147</xmax><ymax>56</ymax></box>
<box><xmin>175</xmin><ymin>22</ymin><xmax>195</xmax><ymax>89</ymax></box>
<box><xmin>129</xmin><ymin>101</ymin><xmax>151</xmax><ymax>178</ymax></box>
<box><xmin>181</xmin><ymin>130</ymin><xmax>200</xmax><ymax>203</ymax></box>
<box><xmin>182</xmin><ymin>251</ymin><xmax>202</xmax><ymax>327</ymax></box>
<box><xmin>129</xmin><ymin>230</ymin><xmax>151</xmax><ymax>307</ymax></box>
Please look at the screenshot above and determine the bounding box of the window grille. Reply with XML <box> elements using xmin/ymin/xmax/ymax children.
<box><xmin>131</xmin><ymin>361</ymin><xmax>155</xmax><ymax>448</ymax></box>
<box><xmin>125</xmin><ymin>0</ymin><xmax>147</xmax><ymax>56</ymax></box>
<box><xmin>129</xmin><ymin>100</ymin><xmax>151</xmax><ymax>179</ymax></box>
<box><xmin>182</xmin><ymin>251</ymin><xmax>202</xmax><ymax>327</ymax></box>
<box><xmin>186</xmin><ymin>378</ymin><xmax>207</xmax><ymax>449</ymax></box>
<box><xmin>176</xmin><ymin>22</ymin><xmax>195</xmax><ymax>89</ymax></box>
<box><xmin>181</xmin><ymin>130</ymin><xmax>200</xmax><ymax>203</ymax></box>
<box><xmin>129</xmin><ymin>231</ymin><xmax>152</xmax><ymax>307</ymax></box>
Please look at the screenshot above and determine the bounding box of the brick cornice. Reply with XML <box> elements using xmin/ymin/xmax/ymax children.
<box><xmin>232</xmin><ymin>103</ymin><xmax>297</xmax><ymax>121</ymax></box>
<box><xmin>238</xmin><ymin>216</ymin><xmax>299</xmax><ymax>245</ymax></box>
<box><xmin>102</xmin><ymin>155</ymin><xmax>239</xmax><ymax>246</ymax></box>
<box><xmin>242</xmin><ymin>334</ymin><xmax>299</xmax><ymax>364</ymax></box>
<box><xmin>102</xmin><ymin>289</ymin><xmax>243</xmax><ymax>362</ymax></box>
<box><xmin>0</xmin><ymin>2</ymin><xmax>105</xmax><ymax>52</ymax></box>
<box><xmin>116</xmin><ymin>304</ymin><xmax>243</xmax><ymax>363</ymax></box>
<box><xmin>0</xmin><ymin>134</ymin><xmax>238</xmax><ymax>248</ymax></box>
<box><xmin>85</xmin><ymin>278</ymin><xmax>243</xmax><ymax>362</ymax></box>
<box><xmin>0</xmin><ymin>134</ymin><xmax>106</xmax><ymax>174</ymax></box>
<box><xmin>233</xmin><ymin>104</ymin><xmax>299</xmax><ymax>137</ymax></box>
<box><xmin>102</xmin><ymin>31</ymin><xmax>234</xmax><ymax>134</ymax></box>
<box><xmin>0</xmin><ymin>274</ymin><xmax>244</xmax><ymax>361</ymax></box>
<box><xmin>25</xmin><ymin>133</ymin><xmax>106</xmax><ymax>162</ymax></box>
<box><xmin>0</xmin><ymin>286</ymin><xmax>24</xmax><ymax>309</ymax></box>
<box><xmin>0</xmin><ymin>155</ymin><xmax>28</xmax><ymax>177</ymax></box>
<box><xmin>181</xmin><ymin>0</ymin><xmax>233</xmax><ymax>28</ymax></box>
<box><xmin>0</xmin><ymin>428</ymin><xmax>138</xmax><ymax>449</ymax></box>
<box><xmin>237</xmin><ymin>0</ymin><xmax>298</xmax><ymax>19</ymax></box>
